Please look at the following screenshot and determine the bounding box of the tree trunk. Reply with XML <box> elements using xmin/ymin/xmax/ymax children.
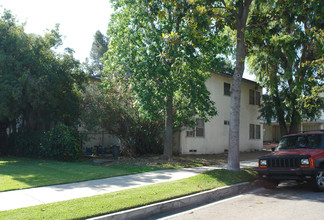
<box><xmin>228</xmin><ymin>28</ymin><xmax>245</xmax><ymax>171</ymax></box>
<box><xmin>163</xmin><ymin>95</ymin><xmax>173</xmax><ymax>160</ymax></box>
<box><xmin>272</xmin><ymin>89</ymin><xmax>288</xmax><ymax>137</ymax></box>
<box><xmin>228</xmin><ymin>71</ymin><xmax>243</xmax><ymax>171</ymax></box>
<box><xmin>227</xmin><ymin>0</ymin><xmax>252</xmax><ymax>171</ymax></box>
<box><xmin>289</xmin><ymin>108</ymin><xmax>301</xmax><ymax>133</ymax></box>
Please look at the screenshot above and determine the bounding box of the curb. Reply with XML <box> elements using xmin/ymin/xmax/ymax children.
<box><xmin>88</xmin><ymin>181</ymin><xmax>261</xmax><ymax>220</ymax></box>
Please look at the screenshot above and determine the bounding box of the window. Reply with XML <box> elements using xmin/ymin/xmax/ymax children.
<box><xmin>249</xmin><ymin>89</ymin><xmax>255</xmax><ymax>105</ymax></box>
<box><xmin>250</xmin><ymin>124</ymin><xmax>261</xmax><ymax>140</ymax></box>
<box><xmin>256</xmin><ymin>91</ymin><xmax>261</xmax><ymax>106</ymax></box>
<box><xmin>196</xmin><ymin>118</ymin><xmax>205</xmax><ymax>137</ymax></box>
<box><xmin>249</xmin><ymin>89</ymin><xmax>261</xmax><ymax>105</ymax></box>
<box><xmin>256</xmin><ymin>125</ymin><xmax>261</xmax><ymax>139</ymax></box>
<box><xmin>186</xmin><ymin>130</ymin><xmax>195</xmax><ymax>137</ymax></box>
<box><xmin>224</xmin><ymin>83</ymin><xmax>231</xmax><ymax>96</ymax></box>
<box><xmin>224</xmin><ymin>120</ymin><xmax>230</xmax><ymax>125</ymax></box>
<box><xmin>186</xmin><ymin>118</ymin><xmax>205</xmax><ymax>137</ymax></box>
<box><xmin>249</xmin><ymin>124</ymin><xmax>255</xmax><ymax>139</ymax></box>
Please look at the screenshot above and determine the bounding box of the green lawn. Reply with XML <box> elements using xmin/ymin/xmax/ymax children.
<box><xmin>0</xmin><ymin>169</ymin><xmax>257</xmax><ymax>220</ymax></box>
<box><xmin>0</xmin><ymin>157</ymin><xmax>162</xmax><ymax>192</ymax></box>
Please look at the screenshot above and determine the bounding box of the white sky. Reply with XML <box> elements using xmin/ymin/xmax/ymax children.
<box><xmin>0</xmin><ymin>0</ymin><xmax>113</xmax><ymax>62</ymax></box>
<box><xmin>0</xmin><ymin>0</ymin><xmax>255</xmax><ymax>80</ymax></box>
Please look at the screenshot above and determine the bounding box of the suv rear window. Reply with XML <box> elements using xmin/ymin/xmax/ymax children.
<box><xmin>277</xmin><ymin>134</ymin><xmax>324</xmax><ymax>150</ymax></box>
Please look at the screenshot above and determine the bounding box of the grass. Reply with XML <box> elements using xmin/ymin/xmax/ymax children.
<box><xmin>0</xmin><ymin>169</ymin><xmax>257</xmax><ymax>220</ymax></box>
<box><xmin>0</xmin><ymin>156</ymin><xmax>162</xmax><ymax>192</ymax></box>
<box><xmin>0</xmin><ymin>150</ymin><xmax>268</xmax><ymax>192</ymax></box>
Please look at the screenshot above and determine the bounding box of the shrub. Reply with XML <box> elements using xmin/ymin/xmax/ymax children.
<box><xmin>81</xmin><ymin>84</ymin><xmax>164</xmax><ymax>157</ymax></box>
<box><xmin>41</xmin><ymin>124</ymin><xmax>82</xmax><ymax>161</ymax></box>
<box><xmin>6</xmin><ymin>124</ymin><xmax>82</xmax><ymax>161</ymax></box>
<box><xmin>6</xmin><ymin>131</ymin><xmax>42</xmax><ymax>157</ymax></box>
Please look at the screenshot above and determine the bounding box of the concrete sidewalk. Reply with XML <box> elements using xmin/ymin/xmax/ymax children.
<box><xmin>0</xmin><ymin>160</ymin><xmax>258</xmax><ymax>212</ymax></box>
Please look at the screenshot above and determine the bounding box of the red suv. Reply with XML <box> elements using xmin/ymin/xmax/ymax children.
<box><xmin>258</xmin><ymin>131</ymin><xmax>324</xmax><ymax>191</ymax></box>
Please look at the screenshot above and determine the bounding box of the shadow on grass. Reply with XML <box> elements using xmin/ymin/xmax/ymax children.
<box><xmin>203</xmin><ymin>169</ymin><xmax>257</xmax><ymax>186</ymax></box>
<box><xmin>0</xmin><ymin>156</ymin><xmax>162</xmax><ymax>192</ymax></box>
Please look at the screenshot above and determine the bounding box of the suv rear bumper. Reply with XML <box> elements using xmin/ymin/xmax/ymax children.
<box><xmin>257</xmin><ymin>168</ymin><xmax>316</xmax><ymax>180</ymax></box>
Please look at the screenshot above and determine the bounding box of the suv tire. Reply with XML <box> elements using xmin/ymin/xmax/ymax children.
<box><xmin>311</xmin><ymin>169</ymin><xmax>324</xmax><ymax>192</ymax></box>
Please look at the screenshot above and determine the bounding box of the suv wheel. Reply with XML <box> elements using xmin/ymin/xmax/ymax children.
<box><xmin>312</xmin><ymin>169</ymin><xmax>324</xmax><ymax>192</ymax></box>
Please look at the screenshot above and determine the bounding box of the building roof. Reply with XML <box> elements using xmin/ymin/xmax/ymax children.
<box><xmin>210</xmin><ymin>71</ymin><xmax>261</xmax><ymax>87</ymax></box>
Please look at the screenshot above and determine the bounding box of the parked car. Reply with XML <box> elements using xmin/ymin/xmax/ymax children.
<box><xmin>257</xmin><ymin>130</ymin><xmax>324</xmax><ymax>191</ymax></box>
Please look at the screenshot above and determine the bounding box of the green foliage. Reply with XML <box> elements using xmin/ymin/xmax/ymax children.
<box><xmin>0</xmin><ymin>9</ymin><xmax>87</xmax><ymax>134</ymax></box>
<box><xmin>0</xmin><ymin>10</ymin><xmax>30</xmax><ymax>123</ymax></box>
<box><xmin>247</xmin><ymin>0</ymin><xmax>324</xmax><ymax>134</ymax></box>
<box><xmin>106</xmin><ymin>0</ymin><xmax>229</xmax><ymax>123</ymax></box>
<box><xmin>86</xmin><ymin>30</ymin><xmax>109</xmax><ymax>76</ymax></box>
<box><xmin>10</xmin><ymin>132</ymin><xmax>43</xmax><ymax>157</ymax></box>
<box><xmin>4</xmin><ymin>124</ymin><xmax>81</xmax><ymax>161</ymax></box>
<box><xmin>41</xmin><ymin>124</ymin><xmax>82</xmax><ymax>161</ymax></box>
<box><xmin>81</xmin><ymin>83</ymin><xmax>164</xmax><ymax>156</ymax></box>
<box><xmin>105</xmin><ymin>0</ymin><xmax>233</xmax><ymax>158</ymax></box>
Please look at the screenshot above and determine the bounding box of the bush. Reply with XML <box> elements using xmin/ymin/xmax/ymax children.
<box><xmin>41</xmin><ymin>124</ymin><xmax>82</xmax><ymax>161</ymax></box>
<box><xmin>9</xmin><ymin>131</ymin><xmax>43</xmax><ymax>157</ymax></box>
<box><xmin>7</xmin><ymin>124</ymin><xmax>82</xmax><ymax>161</ymax></box>
<box><xmin>81</xmin><ymin>84</ymin><xmax>164</xmax><ymax>157</ymax></box>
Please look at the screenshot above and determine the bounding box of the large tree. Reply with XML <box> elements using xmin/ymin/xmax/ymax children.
<box><xmin>104</xmin><ymin>0</ymin><xmax>230</xmax><ymax>159</ymax></box>
<box><xmin>248</xmin><ymin>0</ymin><xmax>324</xmax><ymax>137</ymax></box>
<box><xmin>192</xmin><ymin>0</ymin><xmax>265</xmax><ymax>170</ymax></box>
<box><xmin>0</xmin><ymin>10</ymin><xmax>86</xmax><ymax>134</ymax></box>
<box><xmin>211</xmin><ymin>0</ymin><xmax>253</xmax><ymax>171</ymax></box>
<box><xmin>88</xmin><ymin>30</ymin><xmax>109</xmax><ymax>76</ymax></box>
<box><xmin>188</xmin><ymin>0</ymin><xmax>284</xmax><ymax>170</ymax></box>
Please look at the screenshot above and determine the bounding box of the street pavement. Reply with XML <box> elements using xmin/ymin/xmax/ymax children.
<box><xmin>158</xmin><ymin>183</ymin><xmax>324</xmax><ymax>220</ymax></box>
<box><xmin>0</xmin><ymin>160</ymin><xmax>258</xmax><ymax>212</ymax></box>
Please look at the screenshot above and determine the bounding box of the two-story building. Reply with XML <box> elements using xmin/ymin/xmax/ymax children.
<box><xmin>174</xmin><ymin>72</ymin><xmax>263</xmax><ymax>154</ymax></box>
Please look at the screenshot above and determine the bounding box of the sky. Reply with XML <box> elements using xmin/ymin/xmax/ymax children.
<box><xmin>0</xmin><ymin>0</ymin><xmax>255</xmax><ymax>80</ymax></box>
<box><xmin>0</xmin><ymin>0</ymin><xmax>113</xmax><ymax>62</ymax></box>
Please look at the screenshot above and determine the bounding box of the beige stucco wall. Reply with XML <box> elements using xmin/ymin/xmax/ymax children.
<box><xmin>178</xmin><ymin>73</ymin><xmax>263</xmax><ymax>154</ymax></box>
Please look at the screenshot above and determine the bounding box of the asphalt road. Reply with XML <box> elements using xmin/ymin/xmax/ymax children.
<box><xmin>157</xmin><ymin>181</ymin><xmax>324</xmax><ymax>220</ymax></box>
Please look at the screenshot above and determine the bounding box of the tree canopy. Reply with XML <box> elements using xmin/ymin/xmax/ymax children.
<box><xmin>188</xmin><ymin>0</ymin><xmax>275</xmax><ymax>170</ymax></box>
<box><xmin>247</xmin><ymin>0</ymin><xmax>324</xmax><ymax>136</ymax></box>
<box><xmin>0</xmin><ymin>10</ymin><xmax>86</xmax><ymax>133</ymax></box>
<box><xmin>104</xmin><ymin>0</ymin><xmax>231</xmax><ymax>159</ymax></box>
<box><xmin>87</xmin><ymin>30</ymin><xmax>109</xmax><ymax>76</ymax></box>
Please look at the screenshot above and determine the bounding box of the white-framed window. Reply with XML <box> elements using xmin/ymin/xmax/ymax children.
<box><xmin>250</xmin><ymin>124</ymin><xmax>261</xmax><ymax>140</ymax></box>
<box><xmin>196</xmin><ymin>118</ymin><xmax>204</xmax><ymax>137</ymax></box>
<box><xmin>186</xmin><ymin>118</ymin><xmax>205</xmax><ymax>137</ymax></box>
